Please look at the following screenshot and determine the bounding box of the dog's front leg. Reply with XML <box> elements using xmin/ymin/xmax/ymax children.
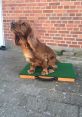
<box><xmin>28</xmin><ymin>65</ymin><xmax>35</xmax><ymax>74</ymax></box>
<box><xmin>25</xmin><ymin>58</ymin><xmax>35</xmax><ymax>74</ymax></box>
<box><xmin>41</xmin><ymin>59</ymin><xmax>49</xmax><ymax>75</ymax></box>
<box><xmin>41</xmin><ymin>68</ymin><xmax>49</xmax><ymax>75</ymax></box>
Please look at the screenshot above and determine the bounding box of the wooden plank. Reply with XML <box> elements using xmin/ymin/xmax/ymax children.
<box><xmin>20</xmin><ymin>75</ymin><xmax>35</xmax><ymax>79</ymax></box>
<box><xmin>58</xmin><ymin>77</ymin><xmax>75</xmax><ymax>82</ymax></box>
<box><xmin>19</xmin><ymin>75</ymin><xmax>75</xmax><ymax>82</ymax></box>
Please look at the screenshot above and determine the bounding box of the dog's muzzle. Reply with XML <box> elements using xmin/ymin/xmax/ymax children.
<box><xmin>11</xmin><ymin>21</ymin><xmax>16</xmax><ymax>29</ymax></box>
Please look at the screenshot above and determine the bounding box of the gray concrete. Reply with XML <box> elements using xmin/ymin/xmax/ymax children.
<box><xmin>80</xmin><ymin>108</ymin><xmax>82</xmax><ymax>117</ymax></box>
<box><xmin>0</xmin><ymin>45</ymin><xmax>82</xmax><ymax>117</ymax></box>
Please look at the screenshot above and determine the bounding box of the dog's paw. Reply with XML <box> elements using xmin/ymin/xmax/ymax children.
<box><xmin>53</xmin><ymin>65</ymin><xmax>57</xmax><ymax>69</ymax></box>
<box><xmin>48</xmin><ymin>69</ymin><xmax>54</xmax><ymax>74</ymax></box>
<box><xmin>28</xmin><ymin>69</ymin><xmax>35</xmax><ymax>74</ymax></box>
<box><xmin>41</xmin><ymin>69</ymin><xmax>49</xmax><ymax>75</ymax></box>
<box><xmin>41</xmin><ymin>71</ymin><xmax>47</xmax><ymax>75</ymax></box>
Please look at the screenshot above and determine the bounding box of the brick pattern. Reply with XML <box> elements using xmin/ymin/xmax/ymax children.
<box><xmin>3</xmin><ymin>0</ymin><xmax>82</xmax><ymax>48</ymax></box>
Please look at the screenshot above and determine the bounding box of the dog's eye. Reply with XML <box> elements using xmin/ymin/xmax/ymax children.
<box><xmin>22</xmin><ymin>22</ymin><xmax>25</xmax><ymax>25</ymax></box>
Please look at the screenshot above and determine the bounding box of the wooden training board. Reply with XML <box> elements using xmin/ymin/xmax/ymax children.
<box><xmin>19</xmin><ymin>62</ymin><xmax>77</xmax><ymax>82</ymax></box>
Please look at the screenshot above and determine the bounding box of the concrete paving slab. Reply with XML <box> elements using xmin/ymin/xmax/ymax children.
<box><xmin>80</xmin><ymin>108</ymin><xmax>82</xmax><ymax>117</ymax></box>
<box><xmin>0</xmin><ymin>48</ymin><xmax>82</xmax><ymax>117</ymax></box>
<box><xmin>47</xmin><ymin>101</ymin><xmax>78</xmax><ymax>117</ymax></box>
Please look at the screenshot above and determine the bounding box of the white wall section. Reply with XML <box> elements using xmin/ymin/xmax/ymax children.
<box><xmin>0</xmin><ymin>0</ymin><xmax>5</xmax><ymax>46</ymax></box>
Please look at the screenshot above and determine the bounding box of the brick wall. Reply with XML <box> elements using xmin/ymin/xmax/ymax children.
<box><xmin>3</xmin><ymin>0</ymin><xmax>82</xmax><ymax>48</ymax></box>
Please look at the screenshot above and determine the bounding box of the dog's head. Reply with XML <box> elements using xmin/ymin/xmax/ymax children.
<box><xmin>11</xmin><ymin>20</ymin><xmax>32</xmax><ymax>45</ymax></box>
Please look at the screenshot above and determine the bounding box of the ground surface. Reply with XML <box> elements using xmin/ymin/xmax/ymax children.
<box><xmin>0</xmin><ymin>47</ymin><xmax>82</xmax><ymax>117</ymax></box>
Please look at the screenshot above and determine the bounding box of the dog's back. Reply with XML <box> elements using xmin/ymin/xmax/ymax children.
<box><xmin>27</xmin><ymin>37</ymin><xmax>57</xmax><ymax>67</ymax></box>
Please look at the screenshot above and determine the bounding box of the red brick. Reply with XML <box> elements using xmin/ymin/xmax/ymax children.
<box><xmin>58</xmin><ymin>44</ymin><xmax>68</xmax><ymax>47</ymax></box>
<box><xmin>74</xmin><ymin>2</ymin><xmax>81</xmax><ymax>5</ymax></box>
<box><xmin>69</xmin><ymin>45</ymin><xmax>80</xmax><ymax>48</ymax></box>
<box><xmin>64</xmin><ymin>6</ymin><xmax>69</xmax><ymax>9</ymax></box>
<box><xmin>58</xmin><ymin>31</ymin><xmax>69</xmax><ymax>34</ymax></box>
<box><xmin>43</xmin><ymin>10</ymin><xmax>53</xmax><ymax>13</ymax></box>
<box><xmin>78</xmin><ymin>42</ymin><xmax>82</xmax><ymax>44</ymax></box>
<box><xmin>49</xmin><ymin>2</ymin><xmax>60</xmax><ymax>6</ymax></box>
<box><xmin>70</xmin><ymin>6</ymin><xmax>76</xmax><ymax>9</ymax></box>
<box><xmin>3</xmin><ymin>0</ymin><xmax>82</xmax><ymax>48</ymax></box>
<box><xmin>65</xmin><ymin>41</ymin><xmax>71</xmax><ymax>44</ymax></box>
<box><xmin>76</xmin><ymin>39</ymin><xmax>82</xmax><ymax>41</ymax></box>
<box><xmin>64</xmin><ymin>38</ymin><xmax>75</xmax><ymax>41</ymax></box>
<box><xmin>47</xmin><ymin>43</ymin><xmax>56</xmax><ymax>45</ymax></box>
<box><xmin>61</xmin><ymin>1</ymin><xmax>70</xmax><ymax>6</ymax></box>
<box><xmin>72</xmin><ymin>42</ymin><xmax>77</xmax><ymax>44</ymax></box>
<box><xmin>67</xmin><ymin>10</ymin><xmax>79</xmax><ymax>13</ymax></box>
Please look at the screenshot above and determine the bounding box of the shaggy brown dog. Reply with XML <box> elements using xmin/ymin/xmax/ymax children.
<box><xmin>11</xmin><ymin>20</ymin><xmax>57</xmax><ymax>75</ymax></box>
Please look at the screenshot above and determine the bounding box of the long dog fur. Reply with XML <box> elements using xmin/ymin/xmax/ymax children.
<box><xmin>11</xmin><ymin>20</ymin><xmax>57</xmax><ymax>75</ymax></box>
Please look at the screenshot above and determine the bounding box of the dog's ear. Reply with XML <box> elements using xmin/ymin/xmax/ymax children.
<box><xmin>15</xmin><ymin>34</ymin><xmax>20</xmax><ymax>45</ymax></box>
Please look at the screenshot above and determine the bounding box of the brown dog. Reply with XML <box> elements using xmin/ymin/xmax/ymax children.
<box><xmin>11</xmin><ymin>20</ymin><xmax>57</xmax><ymax>75</ymax></box>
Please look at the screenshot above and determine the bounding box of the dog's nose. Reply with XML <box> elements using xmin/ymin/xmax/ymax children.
<box><xmin>11</xmin><ymin>21</ymin><xmax>16</xmax><ymax>28</ymax></box>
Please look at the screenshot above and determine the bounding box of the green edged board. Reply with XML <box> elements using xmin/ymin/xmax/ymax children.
<box><xmin>19</xmin><ymin>62</ymin><xmax>77</xmax><ymax>82</ymax></box>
